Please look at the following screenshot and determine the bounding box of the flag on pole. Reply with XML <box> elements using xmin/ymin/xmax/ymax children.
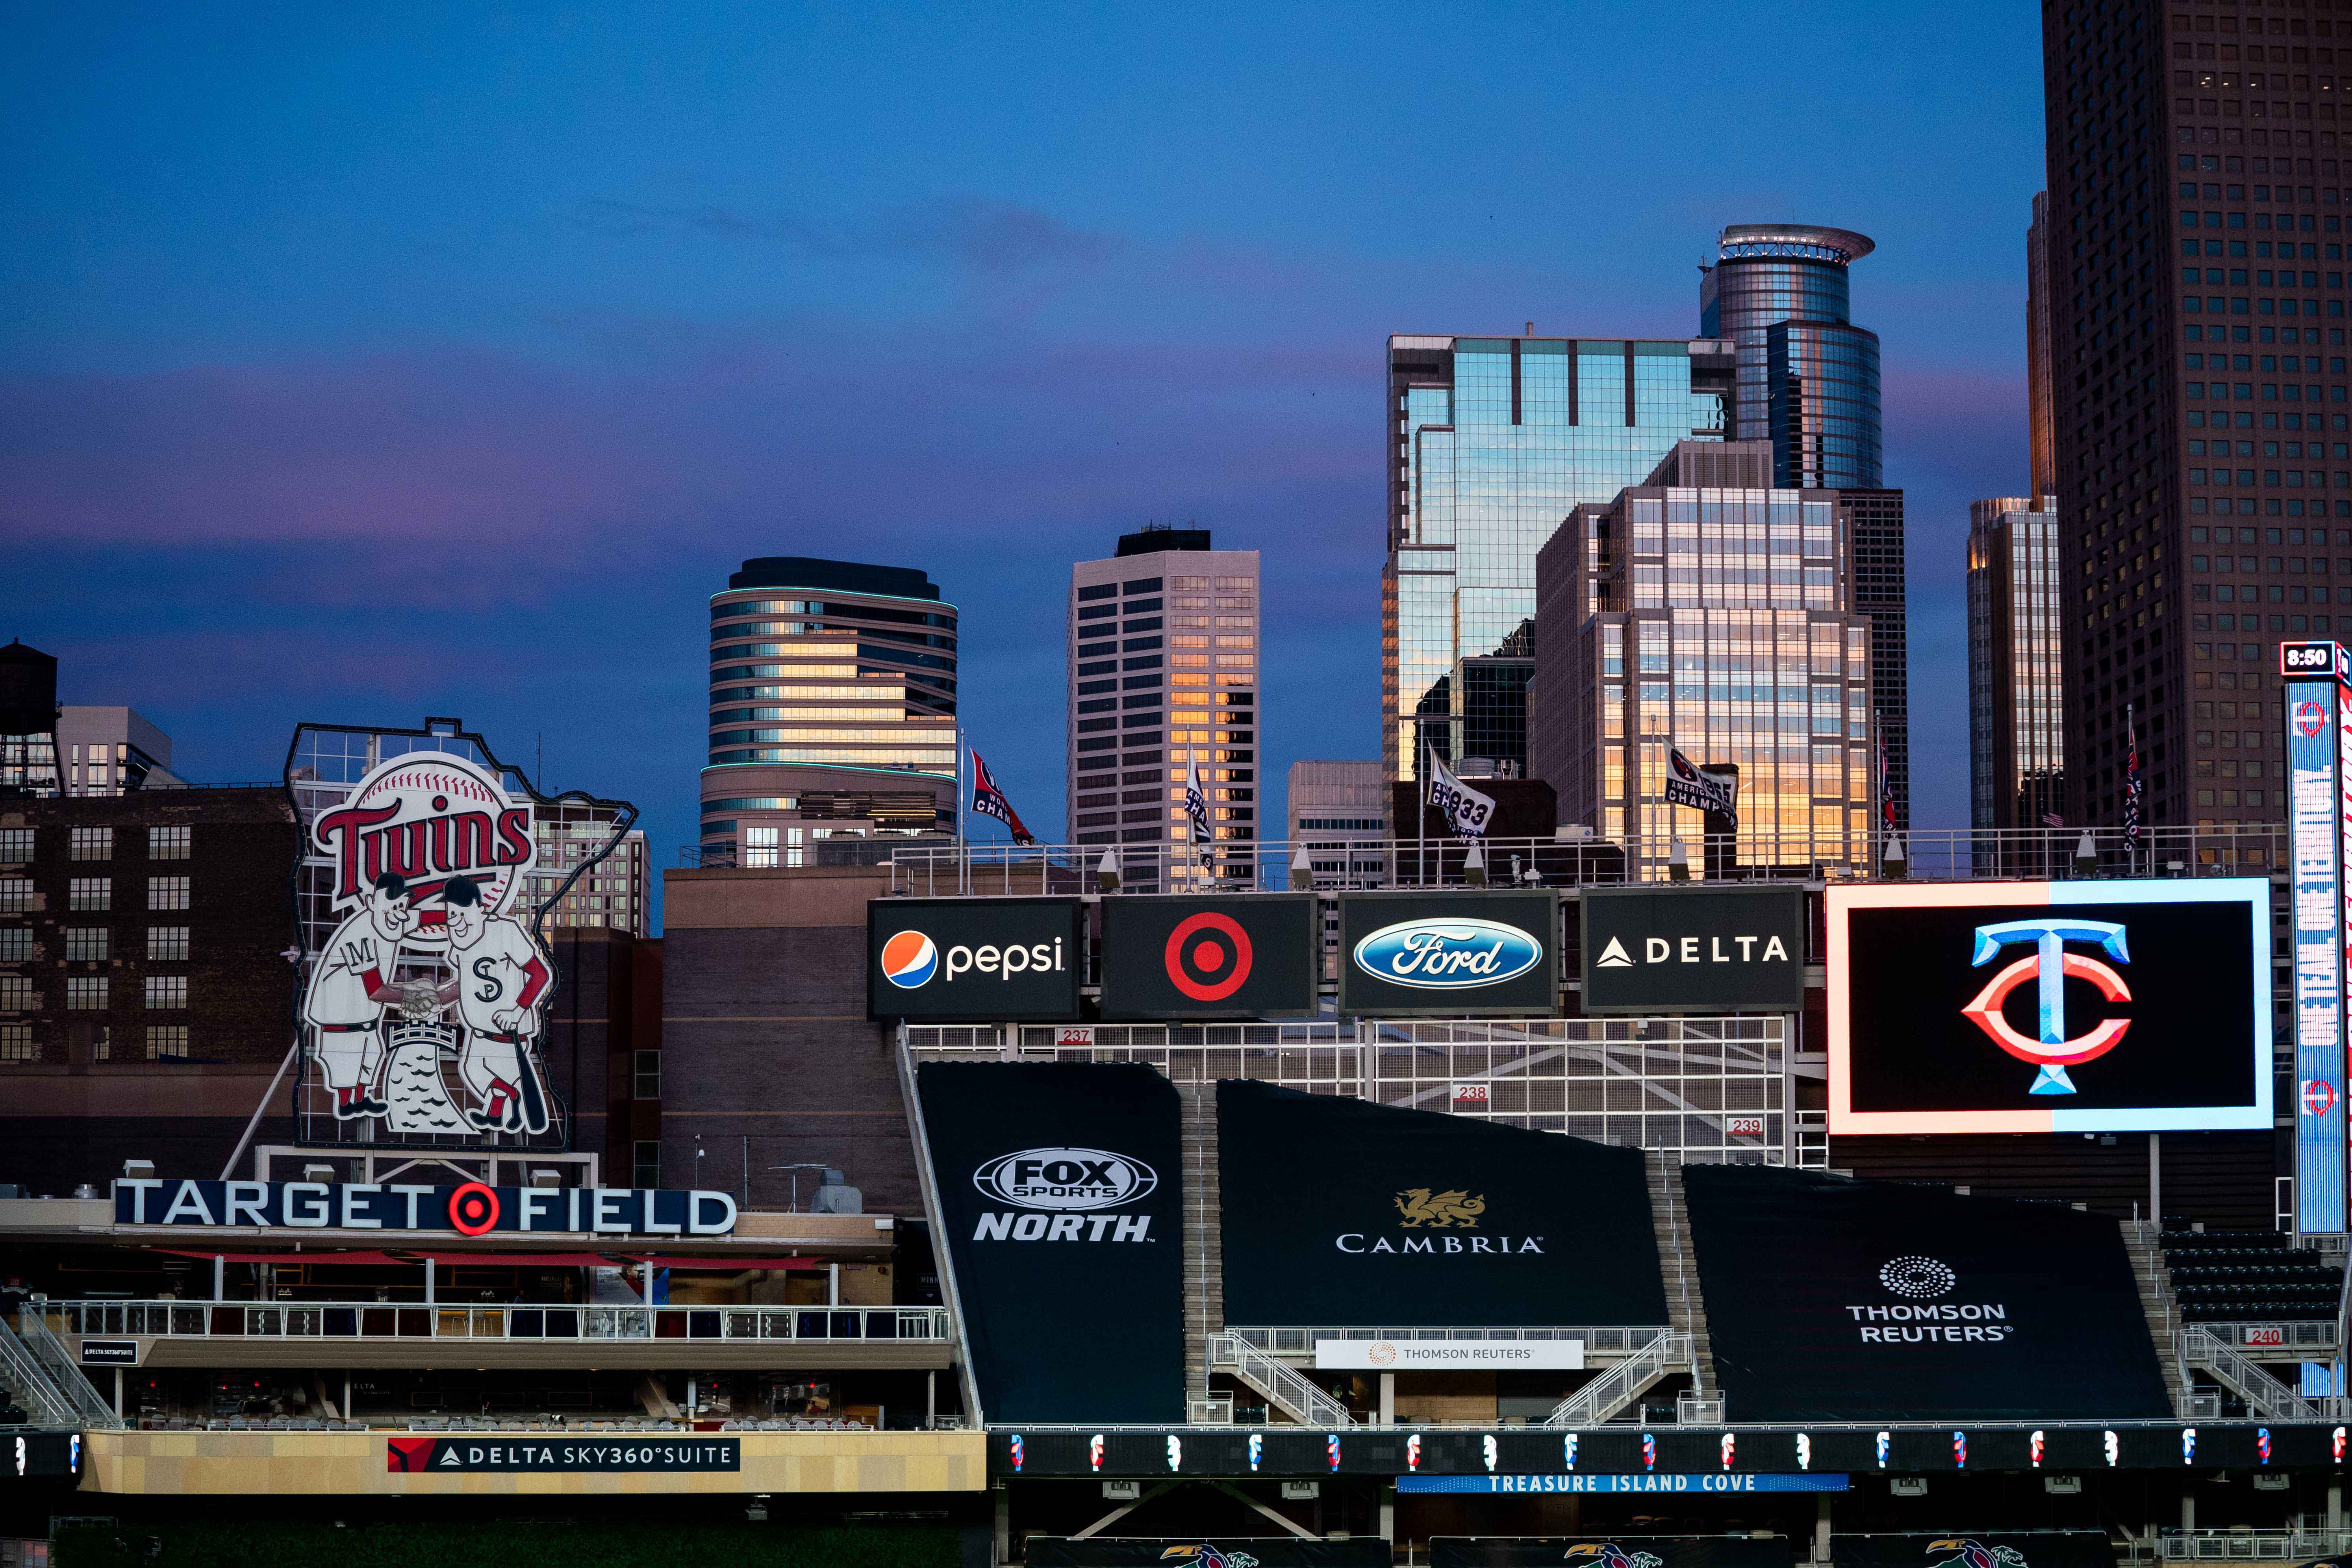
<box><xmin>1184</xmin><ymin>767</ymin><xmax>1212</xmax><ymax>846</ymax></box>
<box><xmin>968</xmin><ymin>748</ymin><xmax>1035</xmax><ymax>845</ymax></box>
<box><xmin>1663</xmin><ymin>748</ymin><xmax>1739</xmax><ymax>825</ymax></box>
<box><xmin>1876</xmin><ymin>730</ymin><xmax>1898</xmax><ymax>831</ymax></box>
<box><xmin>2042</xmin><ymin>813</ymin><xmax>2065</xmax><ymax>829</ymax></box>
<box><xmin>1425</xmin><ymin>753</ymin><xmax>1497</xmax><ymax>840</ymax></box>
<box><xmin>2123</xmin><ymin>704</ymin><xmax>2144</xmax><ymax>850</ymax></box>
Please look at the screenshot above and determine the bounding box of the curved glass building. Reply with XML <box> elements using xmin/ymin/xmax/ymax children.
<box><xmin>1701</xmin><ymin>224</ymin><xmax>1882</xmax><ymax>489</ymax></box>
<box><xmin>700</xmin><ymin>557</ymin><xmax>958</xmax><ymax>867</ymax></box>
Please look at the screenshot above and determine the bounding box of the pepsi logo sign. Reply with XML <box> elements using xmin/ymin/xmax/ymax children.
<box><xmin>1352</xmin><ymin>918</ymin><xmax>1543</xmax><ymax>990</ymax></box>
<box><xmin>974</xmin><ymin>1147</ymin><xmax>1158</xmax><ymax>1211</ymax></box>
<box><xmin>880</xmin><ymin>930</ymin><xmax>939</xmax><ymax>989</ymax></box>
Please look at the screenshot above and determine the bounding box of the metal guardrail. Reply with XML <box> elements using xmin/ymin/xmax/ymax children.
<box><xmin>1544</xmin><ymin>1331</ymin><xmax>1692</xmax><ymax>1428</ymax></box>
<box><xmin>49</xmin><ymin>1299</ymin><xmax>947</xmax><ymax>1346</ymax></box>
<box><xmin>1227</xmin><ymin>1326</ymin><xmax>1670</xmax><ymax>1358</ymax></box>
<box><xmin>1206</xmin><ymin>1332</ymin><xmax>1355</xmax><ymax>1428</ymax></box>
<box><xmin>2176</xmin><ymin>1326</ymin><xmax>2335</xmax><ymax>1421</ymax></box>
<box><xmin>0</xmin><ymin>1319</ymin><xmax>80</xmax><ymax>1429</ymax></box>
<box><xmin>11</xmin><ymin>1308</ymin><xmax>119</xmax><ymax>1428</ymax></box>
<box><xmin>880</xmin><ymin>824</ymin><xmax>2289</xmax><ymax>896</ymax></box>
<box><xmin>2146</xmin><ymin>1531</ymin><xmax>2352</xmax><ymax>1561</ymax></box>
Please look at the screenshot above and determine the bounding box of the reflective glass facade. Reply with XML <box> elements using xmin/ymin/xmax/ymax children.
<box><xmin>1383</xmin><ymin>335</ymin><xmax>1732</xmax><ymax>781</ymax></box>
<box><xmin>699</xmin><ymin>558</ymin><xmax>958</xmax><ymax>866</ymax></box>
<box><xmin>1564</xmin><ymin>485</ymin><xmax>1876</xmax><ymax>877</ymax></box>
<box><xmin>1966</xmin><ymin>497</ymin><xmax>2066</xmax><ymax>834</ymax></box>
<box><xmin>1700</xmin><ymin>224</ymin><xmax>1883</xmax><ymax>489</ymax></box>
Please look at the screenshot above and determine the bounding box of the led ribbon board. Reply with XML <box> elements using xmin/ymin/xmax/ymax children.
<box><xmin>2284</xmin><ymin>639</ymin><xmax>2351</xmax><ymax>1233</ymax></box>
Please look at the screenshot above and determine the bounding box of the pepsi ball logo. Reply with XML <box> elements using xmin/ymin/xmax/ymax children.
<box><xmin>880</xmin><ymin>930</ymin><xmax>940</xmax><ymax>989</ymax></box>
<box><xmin>1164</xmin><ymin>912</ymin><xmax>1252</xmax><ymax>1001</ymax></box>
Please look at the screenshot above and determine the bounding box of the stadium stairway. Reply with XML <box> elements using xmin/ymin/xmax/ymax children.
<box><xmin>1648</xmin><ymin>1153</ymin><xmax>1715</xmax><ymax>1403</ymax></box>
<box><xmin>2121</xmin><ymin>1222</ymin><xmax>2192</xmax><ymax>1416</ymax></box>
<box><xmin>1179</xmin><ymin>1081</ymin><xmax>1230</xmax><ymax>1420</ymax></box>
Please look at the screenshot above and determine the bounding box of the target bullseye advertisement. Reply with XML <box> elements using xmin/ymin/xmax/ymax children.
<box><xmin>868</xmin><ymin>898</ymin><xmax>1086</xmax><ymax>1021</ymax></box>
<box><xmin>1826</xmin><ymin>880</ymin><xmax>2272</xmax><ymax>1134</ymax></box>
<box><xmin>1098</xmin><ymin>894</ymin><xmax>1318</xmax><ymax>1019</ymax></box>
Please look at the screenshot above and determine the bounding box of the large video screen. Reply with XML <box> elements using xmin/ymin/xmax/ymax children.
<box><xmin>1827</xmin><ymin>879</ymin><xmax>2272</xmax><ymax>1134</ymax></box>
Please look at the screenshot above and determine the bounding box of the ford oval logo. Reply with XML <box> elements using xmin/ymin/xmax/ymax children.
<box><xmin>1352</xmin><ymin>918</ymin><xmax>1544</xmax><ymax>990</ymax></box>
<box><xmin>973</xmin><ymin>1147</ymin><xmax>1158</xmax><ymax>1211</ymax></box>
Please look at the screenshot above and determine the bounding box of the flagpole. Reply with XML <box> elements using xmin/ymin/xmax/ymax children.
<box><xmin>1418</xmin><ymin>732</ymin><xmax>1429</xmax><ymax>890</ymax></box>
<box><xmin>955</xmin><ymin>723</ymin><xmax>968</xmax><ymax>895</ymax></box>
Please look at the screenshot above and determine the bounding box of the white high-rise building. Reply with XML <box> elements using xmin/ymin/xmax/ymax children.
<box><xmin>1068</xmin><ymin>527</ymin><xmax>1260</xmax><ymax>890</ymax></box>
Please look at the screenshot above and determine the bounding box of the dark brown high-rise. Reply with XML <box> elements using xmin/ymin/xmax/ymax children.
<box><xmin>2044</xmin><ymin>0</ymin><xmax>2352</xmax><ymax>833</ymax></box>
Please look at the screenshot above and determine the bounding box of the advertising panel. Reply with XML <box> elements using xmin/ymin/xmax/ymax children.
<box><xmin>869</xmin><ymin>899</ymin><xmax>1086</xmax><ymax>1021</ymax></box>
<box><xmin>915</xmin><ymin>1062</ymin><xmax>1184</xmax><ymax>1425</ymax></box>
<box><xmin>2287</xmin><ymin>663</ymin><xmax>2350</xmax><ymax>1233</ymax></box>
<box><xmin>1217</xmin><ymin>1079</ymin><xmax>1667</xmax><ymax>1328</ymax></box>
<box><xmin>1029</xmin><ymin>1543</ymin><xmax>1392</xmax><ymax>1568</ymax></box>
<box><xmin>1336</xmin><ymin>891</ymin><xmax>1560</xmax><ymax>1017</ymax></box>
<box><xmin>1313</xmin><ymin>1340</ymin><xmax>1583</xmax><ymax>1370</ymax></box>
<box><xmin>284</xmin><ymin>719</ymin><xmax>639</xmax><ymax>1151</ymax></box>
<box><xmin>1830</xmin><ymin>1535</ymin><xmax>2116</xmax><ymax>1568</ymax></box>
<box><xmin>1681</xmin><ymin>1163</ymin><xmax>2172</xmax><ymax>1422</ymax></box>
<box><xmin>112</xmin><ymin>1179</ymin><xmax>738</xmax><ymax>1236</ymax></box>
<box><xmin>1826</xmin><ymin>880</ymin><xmax>2272</xmax><ymax>1134</ymax></box>
<box><xmin>1099</xmin><ymin>894</ymin><xmax>1320</xmax><ymax>1019</ymax></box>
<box><xmin>384</xmin><ymin>1437</ymin><xmax>739</xmax><ymax>1473</ymax></box>
<box><xmin>1580</xmin><ymin>887</ymin><xmax>1807</xmax><ymax>1014</ymax></box>
<box><xmin>1434</xmin><ymin>1540</ymin><xmax>1796</xmax><ymax>1568</ymax></box>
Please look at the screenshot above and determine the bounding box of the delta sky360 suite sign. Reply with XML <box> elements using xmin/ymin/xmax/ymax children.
<box><xmin>1826</xmin><ymin>880</ymin><xmax>2273</xmax><ymax>1134</ymax></box>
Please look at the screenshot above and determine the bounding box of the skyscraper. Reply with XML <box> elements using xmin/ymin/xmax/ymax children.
<box><xmin>1068</xmin><ymin>527</ymin><xmax>1259</xmax><ymax>888</ymax></box>
<box><xmin>2041</xmin><ymin>3</ymin><xmax>2352</xmax><ymax>832</ymax></box>
<box><xmin>1700</xmin><ymin>224</ymin><xmax>1882</xmax><ymax>489</ymax></box>
<box><xmin>1967</xmin><ymin>497</ymin><xmax>2067</xmax><ymax>836</ymax></box>
<box><xmin>1383</xmin><ymin>334</ymin><xmax>1737</xmax><ymax>786</ymax></box>
<box><xmin>1530</xmin><ymin>441</ymin><xmax>1880</xmax><ymax>876</ymax></box>
<box><xmin>699</xmin><ymin>557</ymin><xmax>958</xmax><ymax>868</ymax></box>
<box><xmin>2029</xmin><ymin>192</ymin><xmax>2059</xmax><ymax>499</ymax></box>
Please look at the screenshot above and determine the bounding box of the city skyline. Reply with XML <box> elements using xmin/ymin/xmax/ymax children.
<box><xmin>7</xmin><ymin>2</ymin><xmax>2056</xmax><ymax>920</ymax></box>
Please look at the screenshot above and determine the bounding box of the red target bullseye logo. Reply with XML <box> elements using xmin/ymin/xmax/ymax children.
<box><xmin>447</xmin><ymin>1182</ymin><xmax>501</xmax><ymax>1236</ymax></box>
<box><xmin>1165</xmin><ymin>912</ymin><xmax>1253</xmax><ymax>1001</ymax></box>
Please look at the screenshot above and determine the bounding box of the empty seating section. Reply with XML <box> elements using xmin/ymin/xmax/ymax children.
<box><xmin>2161</xmin><ymin>1229</ymin><xmax>2346</xmax><ymax>1323</ymax></box>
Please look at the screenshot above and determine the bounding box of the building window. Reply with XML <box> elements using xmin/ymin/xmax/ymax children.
<box><xmin>634</xmin><ymin>1049</ymin><xmax>662</xmax><ymax>1101</ymax></box>
<box><xmin>147</xmin><ymin>926</ymin><xmax>189</xmax><ymax>962</ymax></box>
<box><xmin>91</xmin><ymin>1024</ymin><xmax>110</xmax><ymax>1061</ymax></box>
<box><xmin>69</xmin><ymin>827</ymin><xmax>113</xmax><ymax>861</ymax></box>
<box><xmin>69</xmin><ymin>878</ymin><xmax>110</xmax><ymax>912</ymax></box>
<box><xmin>0</xmin><ymin>975</ymin><xmax>34</xmax><ymax>1010</ymax></box>
<box><xmin>632</xmin><ymin>1140</ymin><xmax>661</xmax><ymax>1188</ymax></box>
<box><xmin>65</xmin><ymin>976</ymin><xmax>107</xmax><ymax>1010</ymax></box>
<box><xmin>0</xmin><ymin>927</ymin><xmax>29</xmax><ymax>962</ymax></box>
<box><xmin>743</xmin><ymin>825</ymin><xmax>778</xmax><ymax>869</ymax></box>
<box><xmin>147</xmin><ymin>876</ymin><xmax>189</xmax><ymax>912</ymax></box>
<box><xmin>148</xmin><ymin>826</ymin><xmax>191</xmax><ymax>861</ymax></box>
<box><xmin>146</xmin><ymin>1025</ymin><xmax>187</xmax><ymax>1060</ymax></box>
<box><xmin>63</xmin><ymin>928</ymin><xmax>109</xmax><ymax>963</ymax></box>
<box><xmin>0</xmin><ymin>829</ymin><xmax>30</xmax><ymax>863</ymax></box>
<box><xmin>144</xmin><ymin>975</ymin><xmax>187</xmax><ymax>1010</ymax></box>
<box><xmin>0</xmin><ymin>1024</ymin><xmax>31</xmax><ymax>1063</ymax></box>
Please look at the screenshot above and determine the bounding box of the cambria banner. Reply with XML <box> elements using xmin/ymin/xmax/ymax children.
<box><xmin>284</xmin><ymin>719</ymin><xmax>636</xmax><ymax>1151</ymax></box>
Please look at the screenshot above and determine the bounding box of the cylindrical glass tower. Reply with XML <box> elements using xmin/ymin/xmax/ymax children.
<box><xmin>1700</xmin><ymin>224</ymin><xmax>1880</xmax><ymax>489</ymax></box>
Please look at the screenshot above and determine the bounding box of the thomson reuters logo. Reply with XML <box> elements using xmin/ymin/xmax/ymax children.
<box><xmin>880</xmin><ymin>931</ymin><xmax>939</xmax><ymax>988</ymax></box>
<box><xmin>1879</xmin><ymin>1256</ymin><xmax>1957</xmax><ymax>1299</ymax></box>
<box><xmin>1166</xmin><ymin>912</ymin><xmax>1252</xmax><ymax>1001</ymax></box>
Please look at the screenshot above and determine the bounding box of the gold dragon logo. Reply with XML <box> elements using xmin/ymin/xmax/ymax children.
<box><xmin>1394</xmin><ymin>1188</ymin><xmax>1485</xmax><ymax>1228</ymax></box>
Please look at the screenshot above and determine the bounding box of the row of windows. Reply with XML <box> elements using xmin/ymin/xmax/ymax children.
<box><xmin>0</xmin><ymin>826</ymin><xmax>190</xmax><ymax>863</ymax></box>
<box><xmin>0</xmin><ymin>974</ymin><xmax>188</xmax><ymax>1010</ymax></box>
<box><xmin>710</xmin><ymin>601</ymin><xmax>955</xmax><ymax>629</ymax></box>
<box><xmin>2190</xmin><ymin>524</ymin><xmax>2345</xmax><ymax>543</ymax></box>
<box><xmin>2181</xmin><ymin>241</ymin><xmax>2335</xmax><ymax>261</ymax></box>
<box><xmin>2191</xmin><ymin>553</ymin><xmax>2342</xmax><ymax>570</ymax></box>
<box><xmin>0</xmin><ymin>1023</ymin><xmax>193</xmax><ymax>1064</ymax></box>
<box><xmin>0</xmin><ymin>877</ymin><xmax>188</xmax><ymax>913</ymax></box>
<box><xmin>2185</xmin><ymin>408</ymin><xmax>2345</xmax><ymax>427</ymax></box>
<box><xmin>2180</xmin><ymin>182</ymin><xmax>2349</xmax><ymax>203</ymax></box>
<box><xmin>2189</xmin><ymin>466</ymin><xmax>2341</xmax><ymax>482</ymax></box>
<box><xmin>0</xmin><ymin>927</ymin><xmax>189</xmax><ymax>962</ymax></box>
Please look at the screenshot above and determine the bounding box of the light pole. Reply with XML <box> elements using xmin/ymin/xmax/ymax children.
<box><xmin>768</xmin><ymin>1162</ymin><xmax>829</xmax><ymax>1212</ymax></box>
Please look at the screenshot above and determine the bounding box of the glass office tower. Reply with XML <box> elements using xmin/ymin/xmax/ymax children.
<box><xmin>1967</xmin><ymin>496</ymin><xmax>2067</xmax><ymax>836</ymax></box>
<box><xmin>1382</xmin><ymin>335</ymin><xmax>1735</xmax><ymax>784</ymax></box>
<box><xmin>1701</xmin><ymin>224</ymin><xmax>1883</xmax><ymax>490</ymax></box>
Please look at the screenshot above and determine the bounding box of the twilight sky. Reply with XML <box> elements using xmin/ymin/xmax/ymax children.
<box><xmin>4</xmin><ymin>2</ymin><xmax>2048</xmax><ymax>923</ymax></box>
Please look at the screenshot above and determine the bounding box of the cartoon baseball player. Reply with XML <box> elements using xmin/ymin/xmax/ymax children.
<box><xmin>438</xmin><ymin>876</ymin><xmax>554</xmax><ymax>1133</ymax></box>
<box><xmin>302</xmin><ymin>871</ymin><xmax>414</xmax><ymax>1118</ymax></box>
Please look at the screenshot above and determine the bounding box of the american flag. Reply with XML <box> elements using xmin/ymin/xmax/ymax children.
<box><xmin>968</xmin><ymin>748</ymin><xmax>1034</xmax><ymax>845</ymax></box>
<box><xmin>1184</xmin><ymin>767</ymin><xmax>1212</xmax><ymax>846</ymax></box>
<box><xmin>1876</xmin><ymin>728</ymin><xmax>1897</xmax><ymax>831</ymax></box>
<box><xmin>2122</xmin><ymin>704</ymin><xmax>2144</xmax><ymax>850</ymax></box>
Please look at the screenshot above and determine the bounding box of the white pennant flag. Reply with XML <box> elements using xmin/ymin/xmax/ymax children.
<box><xmin>1425</xmin><ymin>754</ymin><xmax>1496</xmax><ymax>841</ymax></box>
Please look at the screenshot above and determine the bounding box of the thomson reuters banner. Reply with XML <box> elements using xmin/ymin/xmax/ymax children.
<box><xmin>1336</xmin><ymin>891</ymin><xmax>1560</xmax><ymax>1016</ymax></box>
<box><xmin>1099</xmin><ymin>894</ymin><xmax>1319</xmax><ymax>1019</ymax></box>
<box><xmin>915</xmin><ymin>1062</ymin><xmax>1184</xmax><ymax>1425</ymax></box>
<box><xmin>1681</xmin><ymin>1163</ymin><xmax>2171</xmax><ymax>1422</ymax></box>
<box><xmin>870</xmin><ymin>898</ymin><xmax>1086</xmax><ymax>1021</ymax></box>
<box><xmin>1826</xmin><ymin>880</ymin><xmax>2272</xmax><ymax>1134</ymax></box>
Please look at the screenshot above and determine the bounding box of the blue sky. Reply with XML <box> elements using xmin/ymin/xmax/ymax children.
<box><xmin>4</xmin><ymin>2</ymin><xmax>2049</xmax><ymax>924</ymax></box>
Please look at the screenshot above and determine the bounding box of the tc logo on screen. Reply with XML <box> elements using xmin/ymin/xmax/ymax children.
<box><xmin>879</xmin><ymin>930</ymin><xmax>939</xmax><ymax>988</ymax></box>
<box><xmin>2298</xmin><ymin>700</ymin><xmax>2330</xmax><ymax>738</ymax></box>
<box><xmin>1164</xmin><ymin>912</ymin><xmax>1253</xmax><ymax>1001</ymax></box>
<box><xmin>1961</xmin><ymin>917</ymin><xmax>2132</xmax><ymax>1095</ymax></box>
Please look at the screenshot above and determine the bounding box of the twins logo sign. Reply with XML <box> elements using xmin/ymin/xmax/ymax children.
<box><xmin>291</xmin><ymin>726</ymin><xmax>637</xmax><ymax>1149</ymax></box>
<box><xmin>1961</xmin><ymin>919</ymin><xmax>2131</xmax><ymax>1096</ymax></box>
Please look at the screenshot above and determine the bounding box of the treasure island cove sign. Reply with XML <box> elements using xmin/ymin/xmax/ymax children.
<box><xmin>286</xmin><ymin>719</ymin><xmax>636</xmax><ymax>1149</ymax></box>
